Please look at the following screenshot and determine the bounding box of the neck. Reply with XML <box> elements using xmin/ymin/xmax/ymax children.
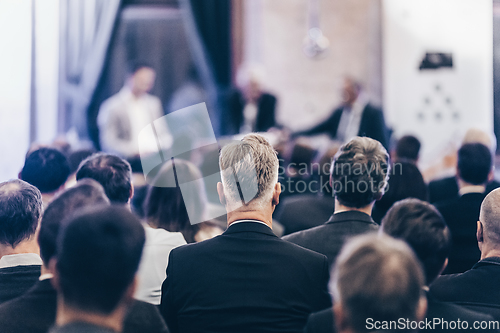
<box><xmin>56</xmin><ymin>298</ymin><xmax>126</xmax><ymax>332</ymax></box>
<box><xmin>0</xmin><ymin>238</ymin><xmax>39</xmax><ymax>258</ymax></box>
<box><xmin>480</xmin><ymin>244</ymin><xmax>500</xmax><ymax>260</ymax></box>
<box><xmin>457</xmin><ymin>179</ymin><xmax>486</xmax><ymax>192</ymax></box>
<box><xmin>226</xmin><ymin>204</ymin><xmax>274</xmax><ymax>229</ymax></box>
<box><xmin>334</xmin><ymin>199</ymin><xmax>374</xmax><ymax>216</ymax></box>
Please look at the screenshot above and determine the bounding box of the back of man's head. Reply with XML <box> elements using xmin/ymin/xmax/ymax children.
<box><xmin>457</xmin><ymin>143</ymin><xmax>491</xmax><ymax>185</ymax></box>
<box><xmin>76</xmin><ymin>153</ymin><xmax>132</xmax><ymax>204</ymax></box>
<box><xmin>38</xmin><ymin>179</ymin><xmax>110</xmax><ymax>267</ymax></box>
<box><xmin>381</xmin><ymin>198</ymin><xmax>451</xmax><ymax>285</ymax></box>
<box><xmin>0</xmin><ymin>179</ymin><xmax>42</xmax><ymax>247</ymax></box>
<box><xmin>331</xmin><ymin>233</ymin><xmax>425</xmax><ymax>333</ymax></box>
<box><xmin>21</xmin><ymin>147</ymin><xmax>70</xmax><ymax>194</ymax></box>
<box><xmin>54</xmin><ymin>205</ymin><xmax>145</xmax><ymax>315</ymax></box>
<box><xmin>219</xmin><ymin>134</ymin><xmax>278</xmax><ymax>209</ymax></box>
<box><xmin>479</xmin><ymin>188</ymin><xmax>500</xmax><ymax>248</ymax></box>
<box><xmin>395</xmin><ymin>135</ymin><xmax>421</xmax><ymax>162</ymax></box>
<box><xmin>331</xmin><ymin>137</ymin><xmax>390</xmax><ymax>208</ymax></box>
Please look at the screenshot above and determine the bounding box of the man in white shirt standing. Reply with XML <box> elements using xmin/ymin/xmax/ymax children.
<box><xmin>98</xmin><ymin>63</ymin><xmax>172</xmax><ymax>159</ymax></box>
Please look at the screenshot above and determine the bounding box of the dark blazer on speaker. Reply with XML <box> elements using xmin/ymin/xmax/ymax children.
<box><xmin>221</xmin><ymin>90</ymin><xmax>277</xmax><ymax>135</ymax></box>
<box><xmin>296</xmin><ymin>104</ymin><xmax>388</xmax><ymax>149</ymax></box>
<box><xmin>160</xmin><ymin>221</ymin><xmax>331</xmax><ymax>333</ymax></box>
<box><xmin>430</xmin><ymin>257</ymin><xmax>500</xmax><ymax>321</ymax></box>
<box><xmin>0</xmin><ymin>279</ymin><xmax>169</xmax><ymax>333</ymax></box>
<box><xmin>434</xmin><ymin>192</ymin><xmax>485</xmax><ymax>274</ymax></box>
<box><xmin>283</xmin><ymin>211</ymin><xmax>379</xmax><ymax>268</ymax></box>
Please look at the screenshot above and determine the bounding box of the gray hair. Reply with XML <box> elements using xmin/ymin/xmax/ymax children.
<box><xmin>480</xmin><ymin>188</ymin><xmax>500</xmax><ymax>245</ymax></box>
<box><xmin>219</xmin><ymin>134</ymin><xmax>278</xmax><ymax>209</ymax></box>
<box><xmin>330</xmin><ymin>233</ymin><xmax>425</xmax><ymax>333</ymax></box>
<box><xmin>0</xmin><ymin>179</ymin><xmax>43</xmax><ymax>247</ymax></box>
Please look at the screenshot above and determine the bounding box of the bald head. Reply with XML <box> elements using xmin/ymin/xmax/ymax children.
<box><xmin>479</xmin><ymin>188</ymin><xmax>500</xmax><ymax>246</ymax></box>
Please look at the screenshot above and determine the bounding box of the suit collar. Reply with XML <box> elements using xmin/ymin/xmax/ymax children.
<box><xmin>472</xmin><ymin>256</ymin><xmax>500</xmax><ymax>269</ymax></box>
<box><xmin>326</xmin><ymin>210</ymin><xmax>376</xmax><ymax>225</ymax></box>
<box><xmin>224</xmin><ymin>220</ymin><xmax>277</xmax><ymax>237</ymax></box>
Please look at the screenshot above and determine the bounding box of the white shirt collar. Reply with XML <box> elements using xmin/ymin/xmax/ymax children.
<box><xmin>0</xmin><ymin>253</ymin><xmax>42</xmax><ymax>269</ymax></box>
<box><xmin>229</xmin><ymin>219</ymin><xmax>271</xmax><ymax>229</ymax></box>
<box><xmin>459</xmin><ymin>185</ymin><xmax>486</xmax><ymax>196</ymax></box>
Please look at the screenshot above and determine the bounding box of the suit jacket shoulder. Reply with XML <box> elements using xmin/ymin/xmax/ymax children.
<box><xmin>283</xmin><ymin>211</ymin><xmax>378</xmax><ymax>267</ymax></box>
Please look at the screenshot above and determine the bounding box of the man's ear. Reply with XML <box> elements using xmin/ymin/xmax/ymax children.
<box><xmin>333</xmin><ymin>303</ymin><xmax>349</xmax><ymax>333</ymax></box>
<box><xmin>416</xmin><ymin>295</ymin><xmax>428</xmax><ymax>322</ymax></box>
<box><xmin>49</xmin><ymin>258</ymin><xmax>60</xmax><ymax>291</ymax></box>
<box><xmin>438</xmin><ymin>258</ymin><xmax>449</xmax><ymax>277</ymax></box>
<box><xmin>488</xmin><ymin>169</ymin><xmax>494</xmax><ymax>183</ymax></box>
<box><xmin>272</xmin><ymin>182</ymin><xmax>281</xmax><ymax>206</ymax></box>
<box><xmin>477</xmin><ymin>220</ymin><xmax>484</xmax><ymax>245</ymax></box>
<box><xmin>217</xmin><ymin>182</ymin><xmax>226</xmax><ymax>206</ymax></box>
<box><xmin>129</xmin><ymin>184</ymin><xmax>134</xmax><ymax>202</ymax></box>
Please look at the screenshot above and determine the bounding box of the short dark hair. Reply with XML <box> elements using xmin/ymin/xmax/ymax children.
<box><xmin>331</xmin><ymin>233</ymin><xmax>424</xmax><ymax>333</ymax></box>
<box><xmin>76</xmin><ymin>153</ymin><xmax>132</xmax><ymax>204</ymax></box>
<box><xmin>56</xmin><ymin>205</ymin><xmax>145</xmax><ymax>314</ymax></box>
<box><xmin>381</xmin><ymin>198</ymin><xmax>451</xmax><ymax>284</ymax></box>
<box><xmin>330</xmin><ymin>137</ymin><xmax>390</xmax><ymax>208</ymax></box>
<box><xmin>457</xmin><ymin>143</ymin><xmax>492</xmax><ymax>185</ymax></box>
<box><xmin>38</xmin><ymin>179</ymin><xmax>109</xmax><ymax>266</ymax></box>
<box><xmin>21</xmin><ymin>147</ymin><xmax>71</xmax><ymax>193</ymax></box>
<box><xmin>0</xmin><ymin>179</ymin><xmax>42</xmax><ymax>247</ymax></box>
<box><xmin>395</xmin><ymin>135</ymin><xmax>421</xmax><ymax>162</ymax></box>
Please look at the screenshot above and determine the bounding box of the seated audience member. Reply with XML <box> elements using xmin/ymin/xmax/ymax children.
<box><xmin>76</xmin><ymin>152</ymin><xmax>185</xmax><ymax>305</ymax></box>
<box><xmin>329</xmin><ymin>233</ymin><xmax>426</xmax><ymax>333</ymax></box>
<box><xmin>392</xmin><ymin>135</ymin><xmax>421</xmax><ymax>164</ymax></box>
<box><xmin>143</xmin><ymin>159</ymin><xmax>222</xmax><ymax>244</ymax></box>
<box><xmin>381</xmin><ymin>199</ymin><xmax>495</xmax><ymax>332</ymax></box>
<box><xmin>160</xmin><ymin>134</ymin><xmax>331</xmax><ymax>333</ymax></box>
<box><xmin>20</xmin><ymin>147</ymin><xmax>71</xmax><ymax>208</ymax></box>
<box><xmin>220</xmin><ymin>64</ymin><xmax>277</xmax><ymax>135</ymax></box>
<box><xmin>430</xmin><ymin>188</ymin><xmax>500</xmax><ymax>320</ymax></box>
<box><xmin>284</xmin><ymin>137</ymin><xmax>389</xmax><ymax>267</ymax></box>
<box><xmin>274</xmin><ymin>147</ymin><xmax>337</xmax><ymax>235</ymax></box>
<box><xmin>371</xmin><ymin>161</ymin><xmax>427</xmax><ymax>223</ymax></box>
<box><xmin>429</xmin><ymin>129</ymin><xmax>499</xmax><ymax>203</ymax></box>
<box><xmin>0</xmin><ymin>180</ymin><xmax>168</xmax><ymax>333</ymax></box>
<box><xmin>49</xmin><ymin>205</ymin><xmax>155</xmax><ymax>333</ymax></box>
<box><xmin>76</xmin><ymin>153</ymin><xmax>133</xmax><ymax>204</ymax></box>
<box><xmin>0</xmin><ymin>179</ymin><xmax>43</xmax><ymax>304</ymax></box>
<box><xmin>435</xmin><ymin>143</ymin><xmax>492</xmax><ymax>274</ymax></box>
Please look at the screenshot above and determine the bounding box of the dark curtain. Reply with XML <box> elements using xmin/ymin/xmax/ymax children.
<box><xmin>189</xmin><ymin>0</ymin><xmax>232</xmax><ymax>88</ymax></box>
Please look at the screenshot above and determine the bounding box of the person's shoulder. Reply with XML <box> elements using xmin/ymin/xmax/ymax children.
<box><xmin>305</xmin><ymin>308</ymin><xmax>335</xmax><ymax>333</ymax></box>
<box><xmin>283</xmin><ymin>224</ymin><xmax>329</xmax><ymax>246</ymax></box>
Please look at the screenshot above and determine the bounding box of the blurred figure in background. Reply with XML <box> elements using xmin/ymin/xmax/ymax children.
<box><xmin>295</xmin><ymin>77</ymin><xmax>389</xmax><ymax>149</ymax></box>
<box><xmin>435</xmin><ymin>143</ymin><xmax>493</xmax><ymax>274</ymax></box>
<box><xmin>429</xmin><ymin>128</ymin><xmax>500</xmax><ymax>203</ymax></box>
<box><xmin>143</xmin><ymin>159</ymin><xmax>223</xmax><ymax>244</ymax></box>
<box><xmin>221</xmin><ymin>63</ymin><xmax>278</xmax><ymax>135</ymax></box>
<box><xmin>372</xmin><ymin>135</ymin><xmax>427</xmax><ymax>223</ymax></box>
<box><xmin>98</xmin><ymin>62</ymin><xmax>172</xmax><ymax>161</ymax></box>
<box><xmin>20</xmin><ymin>147</ymin><xmax>70</xmax><ymax>208</ymax></box>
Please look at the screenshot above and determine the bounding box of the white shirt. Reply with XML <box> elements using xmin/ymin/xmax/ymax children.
<box><xmin>98</xmin><ymin>87</ymin><xmax>172</xmax><ymax>158</ymax></box>
<box><xmin>0</xmin><ymin>253</ymin><xmax>42</xmax><ymax>269</ymax></box>
<box><xmin>135</xmin><ymin>225</ymin><xmax>186</xmax><ymax>305</ymax></box>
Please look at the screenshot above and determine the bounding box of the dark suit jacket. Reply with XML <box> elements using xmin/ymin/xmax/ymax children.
<box><xmin>429</xmin><ymin>176</ymin><xmax>500</xmax><ymax>203</ymax></box>
<box><xmin>221</xmin><ymin>90</ymin><xmax>277</xmax><ymax>135</ymax></box>
<box><xmin>49</xmin><ymin>322</ymin><xmax>115</xmax><ymax>333</ymax></box>
<box><xmin>430</xmin><ymin>257</ymin><xmax>500</xmax><ymax>320</ymax></box>
<box><xmin>283</xmin><ymin>211</ymin><xmax>379</xmax><ymax>268</ymax></box>
<box><xmin>0</xmin><ymin>279</ymin><xmax>169</xmax><ymax>333</ymax></box>
<box><xmin>274</xmin><ymin>194</ymin><xmax>335</xmax><ymax>236</ymax></box>
<box><xmin>0</xmin><ymin>264</ymin><xmax>41</xmax><ymax>304</ymax></box>
<box><xmin>435</xmin><ymin>192</ymin><xmax>485</xmax><ymax>274</ymax></box>
<box><xmin>303</xmin><ymin>293</ymin><xmax>497</xmax><ymax>333</ymax></box>
<box><xmin>297</xmin><ymin>104</ymin><xmax>388</xmax><ymax>149</ymax></box>
<box><xmin>160</xmin><ymin>221</ymin><xmax>331</xmax><ymax>333</ymax></box>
